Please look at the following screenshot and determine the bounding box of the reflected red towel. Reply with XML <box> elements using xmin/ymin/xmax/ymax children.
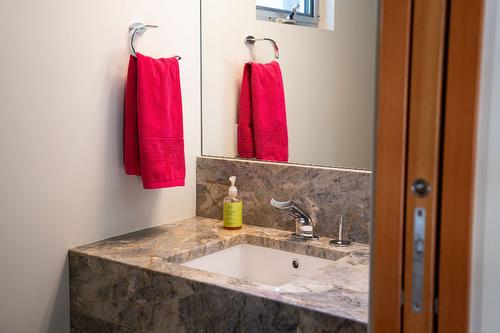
<box><xmin>238</xmin><ymin>61</ymin><xmax>288</xmax><ymax>162</ymax></box>
<box><xmin>124</xmin><ymin>54</ymin><xmax>185</xmax><ymax>189</ymax></box>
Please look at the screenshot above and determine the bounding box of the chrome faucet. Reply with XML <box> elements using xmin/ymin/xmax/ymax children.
<box><xmin>270</xmin><ymin>199</ymin><xmax>317</xmax><ymax>240</ymax></box>
<box><xmin>273</xmin><ymin>3</ymin><xmax>300</xmax><ymax>25</ymax></box>
<box><xmin>287</xmin><ymin>3</ymin><xmax>300</xmax><ymax>20</ymax></box>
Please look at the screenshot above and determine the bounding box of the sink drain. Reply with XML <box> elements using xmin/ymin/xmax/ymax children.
<box><xmin>291</xmin><ymin>258</ymin><xmax>301</xmax><ymax>269</ymax></box>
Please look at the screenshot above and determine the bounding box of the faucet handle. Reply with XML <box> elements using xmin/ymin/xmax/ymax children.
<box><xmin>270</xmin><ymin>198</ymin><xmax>293</xmax><ymax>210</ymax></box>
<box><xmin>270</xmin><ymin>198</ymin><xmax>311</xmax><ymax>222</ymax></box>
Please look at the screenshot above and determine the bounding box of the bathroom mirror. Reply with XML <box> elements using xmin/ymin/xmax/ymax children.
<box><xmin>201</xmin><ymin>0</ymin><xmax>378</xmax><ymax>169</ymax></box>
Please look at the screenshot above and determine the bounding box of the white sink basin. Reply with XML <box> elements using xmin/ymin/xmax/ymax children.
<box><xmin>182</xmin><ymin>244</ymin><xmax>333</xmax><ymax>286</ymax></box>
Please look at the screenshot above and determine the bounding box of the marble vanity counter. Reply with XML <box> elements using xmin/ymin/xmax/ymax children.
<box><xmin>70</xmin><ymin>217</ymin><xmax>369</xmax><ymax>332</ymax></box>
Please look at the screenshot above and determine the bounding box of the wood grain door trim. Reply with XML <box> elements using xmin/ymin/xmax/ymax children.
<box><xmin>437</xmin><ymin>0</ymin><xmax>484</xmax><ymax>331</ymax></box>
<box><xmin>370</xmin><ymin>0</ymin><xmax>413</xmax><ymax>331</ymax></box>
<box><xmin>402</xmin><ymin>0</ymin><xmax>448</xmax><ymax>330</ymax></box>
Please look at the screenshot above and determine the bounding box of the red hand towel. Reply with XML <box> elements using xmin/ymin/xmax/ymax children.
<box><xmin>123</xmin><ymin>54</ymin><xmax>185</xmax><ymax>189</ymax></box>
<box><xmin>238</xmin><ymin>61</ymin><xmax>288</xmax><ymax>162</ymax></box>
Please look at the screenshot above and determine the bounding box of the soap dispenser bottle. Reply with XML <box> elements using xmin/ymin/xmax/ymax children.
<box><xmin>223</xmin><ymin>176</ymin><xmax>243</xmax><ymax>230</ymax></box>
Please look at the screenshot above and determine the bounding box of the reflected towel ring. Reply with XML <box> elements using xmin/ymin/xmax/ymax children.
<box><xmin>244</xmin><ymin>35</ymin><xmax>280</xmax><ymax>61</ymax></box>
<box><xmin>129</xmin><ymin>22</ymin><xmax>182</xmax><ymax>60</ymax></box>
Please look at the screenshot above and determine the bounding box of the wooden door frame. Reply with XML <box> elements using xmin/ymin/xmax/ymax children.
<box><xmin>402</xmin><ymin>0</ymin><xmax>448</xmax><ymax>330</ymax></box>
<box><xmin>437</xmin><ymin>0</ymin><xmax>484</xmax><ymax>331</ymax></box>
<box><xmin>370</xmin><ymin>0</ymin><xmax>412</xmax><ymax>331</ymax></box>
<box><xmin>371</xmin><ymin>0</ymin><xmax>484</xmax><ymax>331</ymax></box>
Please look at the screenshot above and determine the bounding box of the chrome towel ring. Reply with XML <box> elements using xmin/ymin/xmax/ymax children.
<box><xmin>128</xmin><ymin>22</ymin><xmax>182</xmax><ymax>60</ymax></box>
<box><xmin>244</xmin><ymin>35</ymin><xmax>280</xmax><ymax>61</ymax></box>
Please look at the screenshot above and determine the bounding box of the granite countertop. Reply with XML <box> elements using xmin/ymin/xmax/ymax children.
<box><xmin>71</xmin><ymin>216</ymin><xmax>369</xmax><ymax>325</ymax></box>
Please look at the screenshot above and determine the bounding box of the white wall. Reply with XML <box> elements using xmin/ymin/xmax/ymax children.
<box><xmin>470</xmin><ymin>0</ymin><xmax>500</xmax><ymax>331</ymax></box>
<box><xmin>202</xmin><ymin>0</ymin><xmax>377</xmax><ymax>169</ymax></box>
<box><xmin>319</xmin><ymin>0</ymin><xmax>336</xmax><ymax>31</ymax></box>
<box><xmin>0</xmin><ymin>1</ymin><xmax>200</xmax><ymax>332</ymax></box>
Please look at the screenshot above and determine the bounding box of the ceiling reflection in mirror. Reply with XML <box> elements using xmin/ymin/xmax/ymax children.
<box><xmin>201</xmin><ymin>0</ymin><xmax>378</xmax><ymax>170</ymax></box>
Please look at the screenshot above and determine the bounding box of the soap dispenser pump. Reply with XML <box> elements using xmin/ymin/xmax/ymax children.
<box><xmin>223</xmin><ymin>176</ymin><xmax>243</xmax><ymax>230</ymax></box>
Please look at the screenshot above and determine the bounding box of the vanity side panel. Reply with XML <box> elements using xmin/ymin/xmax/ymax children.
<box><xmin>196</xmin><ymin>157</ymin><xmax>372</xmax><ymax>243</ymax></box>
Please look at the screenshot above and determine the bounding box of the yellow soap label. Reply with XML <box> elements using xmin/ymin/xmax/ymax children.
<box><xmin>223</xmin><ymin>202</ymin><xmax>243</xmax><ymax>227</ymax></box>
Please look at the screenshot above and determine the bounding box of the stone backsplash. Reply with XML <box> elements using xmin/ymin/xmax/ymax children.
<box><xmin>196</xmin><ymin>157</ymin><xmax>372</xmax><ymax>244</ymax></box>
